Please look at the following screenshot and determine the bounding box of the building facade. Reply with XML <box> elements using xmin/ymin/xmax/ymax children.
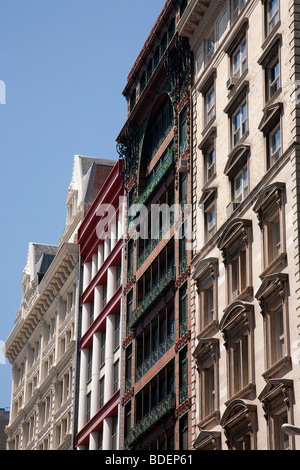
<box><xmin>178</xmin><ymin>0</ymin><xmax>300</xmax><ymax>450</ymax></box>
<box><xmin>116</xmin><ymin>0</ymin><xmax>195</xmax><ymax>450</ymax></box>
<box><xmin>75</xmin><ymin>160</ymin><xmax>125</xmax><ymax>450</ymax></box>
<box><xmin>5</xmin><ymin>155</ymin><xmax>115</xmax><ymax>450</ymax></box>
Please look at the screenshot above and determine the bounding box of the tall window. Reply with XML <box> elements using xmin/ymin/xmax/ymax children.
<box><xmin>231</xmin><ymin>0</ymin><xmax>247</xmax><ymax>22</ymax></box>
<box><xmin>268</xmin><ymin>123</ymin><xmax>281</xmax><ymax>167</ymax></box>
<box><xmin>179</xmin><ymin>347</ymin><xmax>188</xmax><ymax>404</ymax></box>
<box><xmin>205</xmin><ymin>85</ymin><xmax>215</xmax><ymax>124</ymax></box>
<box><xmin>113</xmin><ymin>360</ymin><xmax>119</xmax><ymax>393</ymax></box>
<box><xmin>233</xmin><ymin>165</ymin><xmax>249</xmax><ymax>203</ymax></box>
<box><xmin>253</xmin><ymin>182</ymin><xmax>286</xmax><ymax>275</ymax></box>
<box><xmin>125</xmin><ymin>344</ymin><xmax>132</xmax><ymax>392</ymax></box>
<box><xmin>193</xmin><ymin>337</ymin><xmax>219</xmax><ymax>423</ymax></box>
<box><xmin>266</xmin><ymin>54</ymin><xmax>280</xmax><ymax>100</ymax></box>
<box><xmin>205</xmin><ymin>205</ymin><xmax>216</xmax><ymax>241</ymax></box>
<box><xmin>179</xmin><ymin>107</ymin><xmax>188</xmax><ymax>157</ymax></box>
<box><xmin>232</xmin><ymin>101</ymin><xmax>248</xmax><ymax>147</ymax></box>
<box><xmin>99</xmin><ymin>376</ymin><xmax>105</xmax><ymax>408</ymax></box>
<box><xmin>218</xmin><ymin>219</ymin><xmax>252</xmax><ymax>305</ymax></box>
<box><xmin>124</xmin><ymin>402</ymin><xmax>132</xmax><ymax>440</ymax></box>
<box><xmin>180</xmin><ymin>0</ymin><xmax>187</xmax><ymax>17</ymax></box>
<box><xmin>144</xmin><ymin>95</ymin><xmax>174</xmax><ymax>163</ymax></box>
<box><xmin>111</xmin><ymin>416</ymin><xmax>118</xmax><ymax>450</ymax></box>
<box><xmin>179</xmin><ymin>414</ymin><xmax>189</xmax><ymax>450</ymax></box>
<box><xmin>220</xmin><ymin>401</ymin><xmax>257</xmax><ymax>450</ymax></box>
<box><xmin>232</xmin><ymin>38</ymin><xmax>247</xmax><ymax>78</ymax></box>
<box><xmin>194</xmin><ymin>258</ymin><xmax>218</xmax><ymax>333</ymax></box>
<box><xmin>179</xmin><ymin>282</ymin><xmax>188</xmax><ymax>334</ymax></box>
<box><xmin>265</xmin><ymin>0</ymin><xmax>280</xmax><ymax>37</ymax></box>
<box><xmin>256</xmin><ymin>273</ymin><xmax>289</xmax><ymax>376</ymax></box>
<box><xmin>204</xmin><ymin>145</ymin><xmax>215</xmax><ymax>184</ymax></box>
<box><xmin>126</xmin><ymin>289</ymin><xmax>133</xmax><ymax>326</ymax></box>
<box><xmin>205</xmin><ymin>28</ymin><xmax>215</xmax><ymax>63</ymax></box>
<box><xmin>220</xmin><ymin>303</ymin><xmax>254</xmax><ymax>399</ymax></box>
<box><xmin>259</xmin><ymin>379</ymin><xmax>294</xmax><ymax>449</ymax></box>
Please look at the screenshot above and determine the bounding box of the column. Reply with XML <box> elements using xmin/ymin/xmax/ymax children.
<box><xmin>102</xmin><ymin>312</ymin><xmax>115</xmax><ymax>450</ymax></box>
<box><xmin>81</xmin><ymin>303</ymin><xmax>91</xmax><ymax>336</ymax></box>
<box><xmin>107</xmin><ymin>266</ymin><xmax>116</xmax><ymax>302</ymax></box>
<box><xmin>83</xmin><ymin>262</ymin><xmax>92</xmax><ymax>291</ymax></box>
<box><xmin>111</xmin><ymin>222</ymin><xmax>117</xmax><ymax>250</ymax></box>
<box><xmin>97</xmin><ymin>243</ymin><xmax>104</xmax><ymax>270</ymax></box>
<box><xmin>91</xmin><ymin>333</ymin><xmax>101</xmax><ymax>418</ymax></box>
<box><xmin>104</xmin><ymin>236</ymin><xmax>110</xmax><ymax>260</ymax></box>
<box><xmin>103</xmin><ymin>314</ymin><xmax>114</xmax><ymax>402</ymax></box>
<box><xmin>89</xmin><ymin>432</ymin><xmax>99</xmax><ymax>451</ymax></box>
<box><xmin>92</xmin><ymin>253</ymin><xmax>98</xmax><ymax>279</ymax></box>
<box><xmin>94</xmin><ymin>285</ymin><xmax>102</xmax><ymax>319</ymax></box>
<box><xmin>103</xmin><ymin>417</ymin><xmax>113</xmax><ymax>450</ymax></box>
<box><xmin>78</xmin><ymin>348</ymin><xmax>89</xmax><ymax>431</ymax></box>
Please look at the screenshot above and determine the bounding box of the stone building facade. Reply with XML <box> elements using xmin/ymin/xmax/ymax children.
<box><xmin>178</xmin><ymin>0</ymin><xmax>300</xmax><ymax>450</ymax></box>
<box><xmin>5</xmin><ymin>155</ymin><xmax>115</xmax><ymax>450</ymax></box>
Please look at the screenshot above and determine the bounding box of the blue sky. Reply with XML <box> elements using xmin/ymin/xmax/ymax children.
<box><xmin>0</xmin><ymin>0</ymin><xmax>166</xmax><ymax>408</ymax></box>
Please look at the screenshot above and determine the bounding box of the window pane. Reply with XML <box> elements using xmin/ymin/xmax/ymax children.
<box><xmin>267</xmin><ymin>0</ymin><xmax>279</xmax><ymax>34</ymax></box>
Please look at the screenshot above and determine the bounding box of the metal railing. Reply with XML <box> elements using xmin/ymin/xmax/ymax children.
<box><xmin>130</xmin><ymin>266</ymin><xmax>176</xmax><ymax>329</ymax></box>
<box><xmin>135</xmin><ymin>332</ymin><xmax>175</xmax><ymax>382</ymax></box>
<box><xmin>136</xmin><ymin>213</ymin><xmax>175</xmax><ymax>270</ymax></box>
<box><xmin>126</xmin><ymin>392</ymin><xmax>176</xmax><ymax>447</ymax></box>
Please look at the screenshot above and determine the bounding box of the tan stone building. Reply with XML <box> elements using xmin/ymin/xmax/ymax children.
<box><xmin>178</xmin><ymin>0</ymin><xmax>300</xmax><ymax>450</ymax></box>
<box><xmin>5</xmin><ymin>155</ymin><xmax>115</xmax><ymax>450</ymax></box>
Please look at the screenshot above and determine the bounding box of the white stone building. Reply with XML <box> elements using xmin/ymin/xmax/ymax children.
<box><xmin>5</xmin><ymin>155</ymin><xmax>115</xmax><ymax>450</ymax></box>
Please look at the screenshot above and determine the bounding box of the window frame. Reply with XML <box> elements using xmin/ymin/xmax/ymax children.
<box><xmin>217</xmin><ymin>218</ymin><xmax>253</xmax><ymax>305</ymax></box>
<box><xmin>266</xmin><ymin>53</ymin><xmax>280</xmax><ymax>101</ymax></box>
<box><xmin>258</xmin><ymin>379</ymin><xmax>294</xmax><ymax>450</ymax></box>
<box><xmin>231</xmin><ymin>37</ymin><xmax>247</xmax><ymax>79</ymax></box>
<box><xmin>231</xmin><ymin>100</ymin><xmax>248</xmax><ymax>148</ymax></box>
<box><xmin>193</xmin><ymin>338</ymin><xmax>219</xmax><ymax>426</ymax></box>
<box><xmin>268</xmin><ymin>122</ymin><xmax>282</xmax><ymax>167</ymax></box>
<box><xmin>231</xmin><ymin>0</ymin><xmax>247</xmax><ymax>23</ymax></box>
<box><xmin>204</xmin><ymin>84</ymin><xmax>215</xmax><ymax>125</ymax></box>
<box><xmin>205</xmin><ymin>203</ymin><xmax>216</xmax><ymax>242</ymax></box>
<box><xmin>264</xmin><ymin>0</ymin><xmax>280</xmax><ymax>38</ymax></box>
<box><xmin>220</xmin><ymin>302</ymin><xmax>255</xmax><ymax>400</ymax></box>
<box><xmin>253</xmin><ymin>182</ymin><xmax>286</xmax><ymax>276</ymax></box>
<box><xmin>255</xmin><ymin>273</ymin><xmax>290</xmax><ymax>377</ymax></box>
<box><xmin>232</xmin><ymin>164</ymin><xmax>249</xmax><ymax>204</ymax></box>
<box><xmin>193</xmin><ymin>257</ymin><xmax>218</xmax><ymax>335</ymax></box>
<box><xmin>205</xmin><ymin>28</ymin><xmax>215</xmax><ymax>64</ymax></box>
<box><xmin>220</xmin><ymin>400</ymin><xmax>257</xmax><ymax>450</ymax></box>
<box><xmin>204</xmin><ymin>144</ymin><xmax>216</xmax><ymax>185</ymax></box>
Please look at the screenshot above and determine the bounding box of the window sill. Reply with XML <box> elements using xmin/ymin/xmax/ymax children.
<box><xmin>260</xmin><ymin>252</ymin><xmax>287</xmax><ymax>279</ymax></box>
<box><xmin>225</xmin><ymin>382</ymin><xmax>256</xmax><ymax>405</ymax></box>
<box><xmin>262</xmin><ymin>21</ymin><xmax>281</xmax><ymax>51</ymax></box>
<box><xmin>230</xmin><ymin>130</ymin><xmax>249</xmax><ymax>153</ymax></box>
<box><xmin>264</xmin><ymin>87</ymin><xmax>282</xmax><ymax>111</ymax></box>
<box><xmin>202</xmin><ymin>173</ymin><xmax>216</xmax><ymax>192</ymax></box>
<box><xmin>197</xmin><ymin>410</ymin><xmax>220</xmax><ymax>429</ymax></box>
<box><xmin>198</xmin><ymin>319</ymin><xmax>219</xmax><ymax>340</ymax></box>
<box><xmin>262</xmin><ymin>355</ymin><xmax>292</xmax><ymax>380</ymax></box>
<box><xmin>229</xmin><ymin>285</ymin><xmax>253</xmax><ymax>304</ymax></box>
<box><xmin>201</xmin><ymin>115</ymin><xmax>216</xmax><ymax>138</ymax></box>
